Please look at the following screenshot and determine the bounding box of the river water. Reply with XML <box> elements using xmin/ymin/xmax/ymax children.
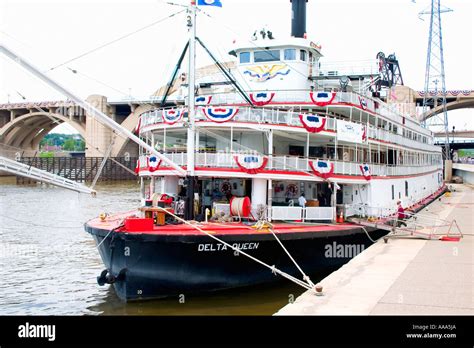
<box><xmin>0</xmin><ymin>179</ymin><xmax>336</xmax><ymax>315</ymax></box>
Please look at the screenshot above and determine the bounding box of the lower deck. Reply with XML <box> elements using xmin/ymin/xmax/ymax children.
<box><xmin>87</xmin><ymin>211</ymin><xmax>361</xmax><ymax>236</ymax></box>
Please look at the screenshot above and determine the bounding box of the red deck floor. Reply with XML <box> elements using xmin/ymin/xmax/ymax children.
<box><xmin>87</xmin><ymin>211</ymin><xmax>358</xmax><ymax>236</ymax></box>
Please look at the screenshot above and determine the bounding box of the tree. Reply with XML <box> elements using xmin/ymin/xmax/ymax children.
<box><xmin>77</xmin><ymin>140</ymin><xmax>85</xmax><ymax>151</ymax></box>
<box><xmin>62</xmin><ymin>139</ymin><xmax>76</xmax><ymax>151</ymax></box>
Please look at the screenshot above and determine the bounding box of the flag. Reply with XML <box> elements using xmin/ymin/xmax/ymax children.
<box><xmin>197</xmin><ymin>0</ymin><xmax>222</xmax><ymax>7</ymax></box>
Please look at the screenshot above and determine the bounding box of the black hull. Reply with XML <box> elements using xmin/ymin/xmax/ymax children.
<box><xmin>85</xmin><ymin>225</ymin><xmax>386</xmax><ymax>301</ymax></box>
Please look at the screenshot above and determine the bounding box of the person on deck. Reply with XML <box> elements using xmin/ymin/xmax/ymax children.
<box><xmin>396</xmin><ymin>200</ymin><xmax>407</xmax><ymax>227</ymax></box>
<box><xmin>298</xmin><ymin>192</ymin><xmax>307</xmax><ymax>208</ymax></box>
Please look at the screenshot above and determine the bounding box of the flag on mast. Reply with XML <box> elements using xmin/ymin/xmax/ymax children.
<box><xmin>197</xmin><ymin>0</ymin><xmax>222</xmax><ymax>7</ymax></box>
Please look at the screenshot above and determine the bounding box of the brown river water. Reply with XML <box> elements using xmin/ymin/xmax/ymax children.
<box><xmin>0</xmin><ymin>179</ymin><xmax>337</xmax><ymax>315</ymax></box>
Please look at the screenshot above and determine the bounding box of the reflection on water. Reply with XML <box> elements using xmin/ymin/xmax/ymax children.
<box><xmin>0</xmin><ymin>179</ymin><xmax>330</xmax><ymax>315</ymax></box>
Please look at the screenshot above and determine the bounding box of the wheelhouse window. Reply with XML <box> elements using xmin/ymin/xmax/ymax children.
<box><xmin>284</xmin><ymin>48</ymin><xmax>296</xmax><ymax>60</ymax></box>
<box><xmin>254</xmin><ymin>50</ymin><xmax>280</xmax><ymax>62</ymax></box>
<box><xmin>239</xmin><ymin>52</ymin><xmax>251</xmax><ymax>64</ymax></box>
<box><xmin>300</xmin><ymin>50</ymin><xmax>307</xmax><ymax>61</ymax></box>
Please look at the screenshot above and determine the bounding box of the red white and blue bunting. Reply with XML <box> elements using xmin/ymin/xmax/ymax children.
<box><xmin>309</xmin><ymin>91</ymin><xmax>336</xmax><ymax>106</ymax></box>
<box><xmin>309</xmin><ymin>159</ymin><xmax>334</xmax><ymax>179</ymax></box>
<box><xmin>360</xmin><ymin>163</ymin><xmax>371</xmax><ymax>180</ymax></box>
<box><xmin>418</xmin><ymin>90</ymin><xmax>472</xmax><ymax>97</ymax></box>
<box><xmin>234</xmin><ymin>154</ymin><xmax>268</xmax><ymax>174</ymax></box>
<box><xmin>358</xmin><ymin>96</ymin><xmax>368</xmax><ymax>110</ymax></box>
<box><xmin>195</xmin><ymin>95</ymin><xmax>213</xmax><ymax>105</ymax></box>
<box><xmin>249</xmin><ymin>92</ymin><xmax>275</xmax><ymax>106</ymax></box>
<box><xmin>147</xmin><ymin>156</ymin><xmax>162</xmax><ymax>172</ymax></box>
<box><xmin>162</xmin><ymin>108</ymin><xmax>185</xmax><ymax>125</ymax></box>
<box><xmin>299</xmin><ymin>114</ymin><xmax>326</xmax><ymax>133</ymax></box>
<box><xmin>203</xmin><ymin>107</ymin><xmax>239</xmax><ymax>123</ymax></box>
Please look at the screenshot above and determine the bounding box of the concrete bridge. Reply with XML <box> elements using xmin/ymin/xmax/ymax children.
<box><xmin>435</xmin><ymin>130</ymin><xmax>474</xmax><ymax>139</ymax></box>
<box><xmin>0</xmin><ymin>95</ymin><xmax>158</xmax><ymax>158</ymax></box>
<box><xmin>434</xmin><ymin>130</ymin><xmax>474</xmax><ymax>150</ymax></box>
<box><xmin>415</xmin><ymin>90</ymin><xmax>474</xmax><ymax>122</ymax></box>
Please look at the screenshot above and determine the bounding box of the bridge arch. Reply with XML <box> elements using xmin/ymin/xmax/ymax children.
<box><xmin>0</xmin><ymin>112</ymin><xmax>85</xmax><ymax>154</ymax></box>
<box><xmin>421</xmin><ymin>99</ymin><xmax>474</xmax><ymax>122</ymax></box>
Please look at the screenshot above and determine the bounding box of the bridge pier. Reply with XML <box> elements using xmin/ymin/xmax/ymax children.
<box><xmin>85</xmin><ymin>95</ymin><xmax>115</xmax><ymax>157</ymax></box>
<box><xmin>444</xmin><ymin>159</ymin><xmax>453</xmax><ymax>182</ymax></box>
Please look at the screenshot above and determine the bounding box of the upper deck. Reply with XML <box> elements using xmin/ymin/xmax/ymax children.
<box><xmin>138</xmin><ymin>90</ymin><xmax>438</xmax><ymax>153</ymax></box>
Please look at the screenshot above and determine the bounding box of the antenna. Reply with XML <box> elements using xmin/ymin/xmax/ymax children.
<box><xmin>419</xmin><ymin>0</ymin><xmax>453</xmax><ymax>160</ymax></box>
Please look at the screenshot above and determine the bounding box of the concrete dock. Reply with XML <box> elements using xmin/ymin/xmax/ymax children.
<box><xmin>276</xmin><ymin>184</ymin><xmax>473</xmax><ymax>315</ymax></box>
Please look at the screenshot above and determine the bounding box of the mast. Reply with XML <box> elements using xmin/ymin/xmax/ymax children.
<box><xmin>184</xmin><ymin>1</ymin><xmax>197</xmax><ymax>220</ymax></box>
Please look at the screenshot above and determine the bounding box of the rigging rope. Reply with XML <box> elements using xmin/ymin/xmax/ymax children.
<box><xmin>47</xmin><ymin>9</ymin><xmax>186</xmax><ymax>72</ymax></box>
<box><xmin>66</xmin><ymin>67</ymin><xmax>131</xmax><ymax>97</ymax></box>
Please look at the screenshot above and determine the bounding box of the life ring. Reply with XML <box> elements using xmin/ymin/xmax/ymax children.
<box><xmin>220</xmin><ymin>181</ymin><xmax>232</xmax><ymax>193</ymax></box>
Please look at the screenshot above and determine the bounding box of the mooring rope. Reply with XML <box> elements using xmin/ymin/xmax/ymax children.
<box><xmin>96</xmin><ymin>219</ymin><xmax>125</xmax><ymax>249</ymax></box>
<box><xmin>257</xmin><ymin>221</ymin><xmax>315</xmax><ymax>288</ymax></box>
<box><xmin>155</xmin><ymin>207</ymin><xmax>316</xmax><ymax>292</ymax></box>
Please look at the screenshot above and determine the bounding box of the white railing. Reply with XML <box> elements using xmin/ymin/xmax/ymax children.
<box><xmin>271</xmin><ymin>206</ymin><xmax>303</xmax><ymax>220</ymax></box>
<box><xmin>140</xmin><ymin>152</ymin><xmax>442</xmax><ymax>178</ymax></box>
<box><xmin>318</xmin><ymin>59</ymin><xmax>380</xmax><ymax>77</ymax></box>
<box><xmin>304</xmin><ymin>207</ymin><xmax>334</xmax><ymax>221</ymax></box>
<box><xmin>209</xmin><ymin>203</ymin><xmax>334</xmax><ymax>222</ymax></box>
<box><xmin>343</xmin><ymin>204</ymin><xmax>358</xmax><ymax>218</ymax></box>
<box><xmin>140</xmin><ymin>100</ymin><xmax>438</xmax><ymax>153</ymax></box>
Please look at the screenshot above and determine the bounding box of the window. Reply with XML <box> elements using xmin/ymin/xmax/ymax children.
<box><xmin>300</xmin><ymin>50</ymin><xmax>307</xmax><ymax>61</ymax></box>
<box><xmin>284</xmin><ymin>48</ymin><xmax>296</xmax><ymax>60</ymax></box>
<box><xmin>239</xmin><ymin>52</ymin><xmax>251</xmax><ymax>64</ymax></box>
<box><xmin>254</xmin><ymin>50</ymin><xmax>280</xmax><ymax>62</ymax></box>
<box><xmin>391</xmin><ymin>185</ymin><xmax>395</xmax><ymax>200</ymax></box>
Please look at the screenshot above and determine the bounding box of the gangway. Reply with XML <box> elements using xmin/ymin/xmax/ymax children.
<box><xmin>348</xmin><ymin>205</ymin><xmax>463</xmax><ymax>242</ymax></box>
<box><xmin>0</xmin><ymin>155</ymin><xmax>95</xmax><ymax>195</ymax></box>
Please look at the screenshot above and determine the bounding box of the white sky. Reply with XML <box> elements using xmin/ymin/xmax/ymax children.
<box><xmin>0</xmin><ymin>0</ymin><xmax>473</xmax><ymax>134</ymax></box>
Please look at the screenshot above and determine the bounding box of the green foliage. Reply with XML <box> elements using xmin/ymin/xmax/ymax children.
<box><xmin>62</xmin><ymin>138</ymin><xmax>76</xmax><ymax>151</ymax></box>
<box><xmin>40</xmin><ymin>133</ymin><xmax>85</xmax><ymax>152</ymax></box>
<box><xmin>39</xmin><ymin>151</ymin><xmax>54</xmax><ymax>158</ymax></box>
<box><xmin>458</xmin><ymin>149</ymin><xmax>474</xmax><ymax>157</ymax></box>
<box><xmin>77</xmin><ymin>139</ymin><xmax>85</xmax><ymax>151</ymax></box>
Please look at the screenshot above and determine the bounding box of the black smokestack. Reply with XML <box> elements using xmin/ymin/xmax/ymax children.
<box><xmin>290</xmin><ymin>0</ymin><xmax>308</xmax><ymax>38</ymax></box>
